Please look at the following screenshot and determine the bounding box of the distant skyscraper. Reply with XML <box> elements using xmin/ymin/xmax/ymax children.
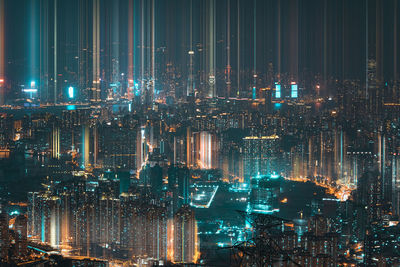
<box><xmin>51</xmin><ymin>125</ymin><xmax>60</xmax><ymax>159</ymax></box>
<box><xmin>134</xmin><ymin>204</ymin><xmax>167</xmax><ymax>261</ymax></box>
<box><xmin>99</xmin><ymin>196</ymin><xmax>120</xmax><ymax>246</ymax></box>
<box><xmin>0</xmin><ymin>213</ymin><xmax>9</xmax><ymax>261</ymax></box>
<box><xmin>243</xmin><ymin>135</ymin><xmax>280</xmax><ymax>184</ymax></box>
<box><xmin>275</xmin><ymin>83</ymin><xmax>281</xmax><ymax>98</ymax></box>
<box><xmin>168</xmin><ymin>166</ymin><xmax>190</xmax><ymax>210</ymax></box>
<box><xmin>291</xmin><ymin>82</ymin><xmax>298</xmax><ymax>98</ymax></box>
<box><xmin>14</xmin><ymin>215</ymin><xmax>28</xmax><ymax>258</ymax></box>
<box><xmin>173</xmin><ymin>206</ymin><xmax>198</xmax><ymax>264</ymax></box>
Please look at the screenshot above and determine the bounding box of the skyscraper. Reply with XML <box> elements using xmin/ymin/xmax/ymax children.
<box><xmin>0</xmin><ymin>213</ymin><xmax>9</xmax><ymax>261</ymax></box>
<box><xmin>173</xmin><ymin>206</ymin><xmax>198</xmax><ymax>264</ymax></box>
<box><xmin>243</xmin><ymin>135</ymin><xmax>280</xmax><ymax>184</ymax></box>
<box><xmin>51</xmin><ymin>124</ymin><xmax>60</xmax><ymax>159</ymax></box>
<box><xmin>14</xmin><ymin>215</ymin><xmax>28</xmax><ymax>258</ymax></box>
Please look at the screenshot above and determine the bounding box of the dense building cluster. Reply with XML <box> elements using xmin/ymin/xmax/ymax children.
<box><xmin>26</xmin><ymin>170</ymin><xmax>198</xmax><ymax>265</ymax></box>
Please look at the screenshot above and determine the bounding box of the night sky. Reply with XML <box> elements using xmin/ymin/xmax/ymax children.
<box><xmin>1</xmin><ymin>0</ymin><xmax>400</xmax><ymax>97</ymax></box>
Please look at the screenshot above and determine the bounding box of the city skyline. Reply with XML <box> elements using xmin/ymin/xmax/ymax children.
<box><xmin>0</xmin><ymin>0</ymin><xmax>400</xmax><ymax>266</ymax></box>
<box><xmin>0</xmin><ymin>0</ymin><xmax>399</xmax><ymax>103</ymax></box>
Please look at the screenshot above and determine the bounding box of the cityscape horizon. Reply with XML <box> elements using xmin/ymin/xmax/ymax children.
<box><xmin>0</xmin><ymin>0</ymin><xmax>399</xmax><ymax>266</ymax></box>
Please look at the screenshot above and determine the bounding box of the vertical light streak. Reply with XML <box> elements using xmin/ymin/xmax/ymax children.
<box><xmin>187</xmin><ymin>0</ymin><xmax>194</xmax><ymax>97</ymax></box>
<box><xmin>112</xmin><ymin>0</ymin><xmax>120</xmax><ymax>88</ymax></box>
<box><xmin>82</xmin><ymin>125</ymin><xmax>90</xmax><ymax>168</ymax></box>
<box><xmin>226</xmin><ymin>0</ymin><xmax>231</xmax><ymax>98</ymax></box>
<box><xmin>252</xmin><ymin>0</ymin><xmax>257</xmax><ymax>100</ymax></box>
<box><xmin>320</xmin><ymin>132</ymin><xmax>323</xmax><ymax>176</ymax></box>
<box><xmin>0</xmin><ymin>0</ymin><xmax>4</xmax><ymax>105</ymax></box>
<box><xmin>92</xmin><ymin>0</ymin><xmax>100</xmax><ymax>102</ymax></box>
<box><xmin>94</xmin><ymin>124</ymin><xmax>98</xmax><ymax>166</ymax></box>
<box><xmin>167</xmin><ymin>220</ymin><xmax>174</xmax><ymax>261</ymax></box>
<box><xmin>394</xmin><ymin>0</ymin><xmax>397</xmax><ymax>82</ymax></box>
<box><xmin>365</xmin><ymin>0</ymin><xmax>369</xmax><ymax>100</ymax></box>
<box><xmin>323</xmin><ymin>0</ymin><xmax>327</xmax><ymax>85</ymax></box>
<box><xmin>290</xmin><ymin>0</ymin><xmax>299</xmax><ymax>80</ymax></box>
<box><xmin>342</xmin><ymin>0</ymin><xmax>345</xmax><ymax>82</ymax></box>
<box><xmin>52</xmin><ymin>125</ymin><xmax>60</xmax><ymax>159</ymax></box>
<box><xmin>141</xmin><ymin>0</ymin><xmax>144</xmax><ymax>84</ymax></box>
<box><xmin>78</xmin><ymin>0</ymin><xmax>89</xmax><ymax>102</ymax></box>
<box><xmin>207</xmin><ymin>0</ymin><xmax>216</xmax><ymax>98</ymax></box>
<box><xmin>376</xmin><ymin>0</ymin><xmax>383</xmax><ymax>81</ymax></box>
<box><xmin>186</xmin><ymin>127</ymin><xmax>191</xmax><ymax>167</ymax></box>
<box><xmin>30</xmin><ymin>1</ymin><xmax>38</xmax><ymax>83</ymax></box>
<box><xmin>392</xmin><ymin>156</ymin><xmax>399</xmax><ymax>216</ymax></box>
<box><xmin>277</xmin><ymin>0</ymin><xmax>281</xmax><ymax>80</ymax></box>
<box><xmin>54</xmin><ymin>0</ymin><xmax>57</xmax><ymax>104</ymax></box>
<box><xmin>253</xmin><ymin>0</ymin><xmax>256</xmax><ymax>77</ymax></box>
<box><xmin>380</xmin><ymin>134</ymin><xmax>386</xmax><ymax>197</ymax></box>
<box><xmin>208</xmin><ymin>133</ymin><xmax>211</xmax><ymax>169</ymax></box>
<box><xmin>237</xmin><ymin>0</ymin><xmax>240</xmax><ymax>97</ymax></box>
<box><xmin>151</xmin><ymin>0</ymin><xmax>155</xmax><ymax>104</ymax></box>
<box><xmin>128</xmin><ymin>0</ymin><xmax>134</xmax><ymax>90</ymax></box>
<box><xmin>340</xmin><ymin>129</ymin><xmax>344</xmax><ymax>183</ymax></box>
<box><xmin>199</xmin><ymin>132</ymin><xmax>212</xmax><ymax>169</ymax></box>
<box><xmin>173</xmin><ymin>136</ymin><xmax>177</xmax><ymax>165</ymax></box>
<box><xmin>194</xmin><ymin>220</ymin><xmax>199</xmax><ymax>263</ymax></box>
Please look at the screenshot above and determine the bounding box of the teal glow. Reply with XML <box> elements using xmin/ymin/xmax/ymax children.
<box><xmin>270</xmin><ymin>173</ymin><xmax>279</xmax><ymax>179</ymax></box>
<box><xmin>291</xmin><ymin>84</ymin><xmax>298</xmax><ymax>98</ymax></box>
<box><xmin>68</xmin><ymin>86</ymin><xmax>74</xmax><ymax>99</ymax></box>
<box><xmin>41</xmin><ymin>210</ymin><xmax>45</xmax><ymax>242</ymax></box>
<box><xmin>67</xmin><ymin>105</ymin><xmax>76</xmax><ymax>111</ymax></box>
<box><xmin>9</xmin><ymin>210</ymin><xmax>19</xmax><ymax>216</ymax></box>
<box><xmin>275</xmin><ymin>84</ymin><xmax>281</xmax><ymax>98</ymax></box>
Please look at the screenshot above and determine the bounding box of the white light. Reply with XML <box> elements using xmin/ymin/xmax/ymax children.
<box><xmin>23</xmin><ymin>89</ymin><xmax>38</xmax><ymax>93</ymax></box>
<box><xmin>68</xmin><ymin>87</ymin><xmax>74</xmax><ymax>99</ymax></box>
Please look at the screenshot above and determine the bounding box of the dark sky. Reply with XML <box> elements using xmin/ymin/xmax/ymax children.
<box><xmin>2</xmin><ymin>0</ymin><xmax>400</xmax><ymax>88</ymax></box>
